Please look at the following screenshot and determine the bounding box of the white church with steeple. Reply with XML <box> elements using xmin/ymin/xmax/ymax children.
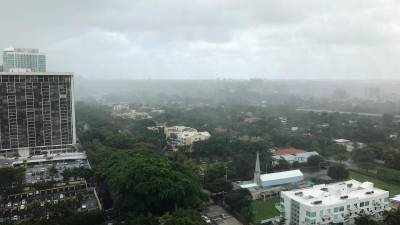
<box><xmin>234</xmin><ymin>152</ymin><xmax>304</xmax><ymax>200</ymax></box>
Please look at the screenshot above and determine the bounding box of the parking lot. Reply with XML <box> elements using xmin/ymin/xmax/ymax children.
<box><xmin>24</xmin><ymin>159</ymin><xmax>89</xmax><ymax>183</ymax></box>
<box><xmin>0</xmin><ymin>182</ymin><xmax>99</xmax><ymax>222</ymax></box>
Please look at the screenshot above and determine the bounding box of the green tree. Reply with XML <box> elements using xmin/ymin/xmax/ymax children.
<box><xmin>327</xmin><ymin>164</ymin><xmax>349</xmax><ymax>181</ymax></box>
<box><xmin>307</xmin><ymin>155</ymin><xmax>323</xmax><ymax>171</ymax></box>
<box><xmin>352</xmin><ymin>148</ymin><xmax>376</xmax><ymax>163</ymax></box>
<box><xmin>384</xmin><ymin>208</ymin><xmax>400</xmax><ymax>225</ymax></box>
<box><xmin>48</xmin><ymin>166</ymin><xmax>58</xmax><ymax>181</ymax></box>
<box><xmin>161</xmin><ymin>209</ymin><xmax>206</xmax><ymax>225</ymax></box>
<box><xmin>334</xmin><ymin>152</ymin><xmax>348</xmax><ymax>164</ymax></box>
<box><xmin>275</xmin><ymin>159</ymin><xmax>291</xmax><ymax>171</ymax></box>
<box><xmin>96</xmin><ymin>150</ymin><xmax>206</xmax><ymax>215</ymax></box>
<box><xmin>125</xmin><ymin>214</ymin><xmax>159</xmax><ymax>225</ymax></box>
<box><xmin>0</xmin><ymin>167</ymin><xmax>25</xmax><ymax>193</ymax></box>
<box><xmin>354</xmin><ymin>214</ymin><xmax>378</xmax><ymax>225</ymax></box>
<box><xmin>357</xmin><ymin>162</ymin><xmax>376</xmax><ymax>173</ymax></box>
<box><xmin>225</xmin><ymin>189</ymin><xmax>254</xmax><ymax>223</ymax></box>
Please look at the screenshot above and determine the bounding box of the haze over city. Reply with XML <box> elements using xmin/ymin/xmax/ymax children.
<box><xmin>2</xmin><ymin>1</ymin><xmax>400</xmax><ymax>225</ymax></box>
<box><xmin>1</xmin><ymin>0</ymin><xmax>400</xmax><ymax>79</ymax></box>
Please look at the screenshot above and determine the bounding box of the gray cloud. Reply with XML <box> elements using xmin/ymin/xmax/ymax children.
<box><xmin>1</xmin><ymin>0</ymin><xmax>400</xmax><ymax>79</ymax></box>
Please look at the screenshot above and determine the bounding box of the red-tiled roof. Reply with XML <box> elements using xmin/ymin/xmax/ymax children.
<box><xmin>273</xmin><ymin>147</ymin><xmax>305</xmax><ymax>156</ymax></box>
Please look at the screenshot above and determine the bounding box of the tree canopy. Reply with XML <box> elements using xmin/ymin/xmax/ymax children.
<box><xmin>327</xmin><ymin>164</ymin><xmax>349</xmax><ymax>181</ymax></box>
<box><xmin>95</xmin><ymin>149</ymin><xmax>206</xmax><ymax>215</ymax></box>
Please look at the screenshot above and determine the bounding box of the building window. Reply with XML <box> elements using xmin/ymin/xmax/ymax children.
<box><xmin>334</xmin><ymin>208</ymin><xmax>339</xmax><ymax>213</ymax></box>
<box><xmin>360</xmin><ymin>202</ymin><xmax>364</xmax><ymax>207</ymax></box>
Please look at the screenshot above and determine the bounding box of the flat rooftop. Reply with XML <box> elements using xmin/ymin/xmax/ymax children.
<box><xmin>282</xmin><ymin>179</ymin><xmax>388</xmax><ymax>207</ymax></box>
<box><xmin>12</xmin><ymin>152</ymin><xmax>87</xmax><ymax>165</ymax></box>
<box><xmin>238</xmin><ymin>169</ymin><xmax>304</xmax><ymax>189</ymax></box>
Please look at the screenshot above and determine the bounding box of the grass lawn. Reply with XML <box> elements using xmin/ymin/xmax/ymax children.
<box><xmin>252</xmin><ymin>197</ymin><xmax>280</xmax><ymax>223</ymax></box>
<box><xmin>350</xmin><ymin>170</ymin><xmax>400</xmax><ymax>195</ymax></box>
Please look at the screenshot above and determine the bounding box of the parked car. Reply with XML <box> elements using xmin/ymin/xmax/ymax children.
<box><xmin>201</xmin><ymin>215</ymin><xmax>211</xmax><ymax>224</ymax></box>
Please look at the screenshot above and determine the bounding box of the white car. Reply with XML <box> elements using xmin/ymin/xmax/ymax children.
<box><xmin>20</xmin><ymin>204</ymin><xmax>25</xmax><ymax>210</ymax></box>
<box><xmin>21</xmin><ymin>200</ymin><xmax>26</xmax><ymax>205</ymax></box>
<box><xmin>12</xmin><ymin>215</ymin><xmax>19</xmax><ymax>221</ymax></box>
<box><xmin>7</xmin><ymin>202</ymin><xmax>12</xmax><ymax>207</ymax></box>
<box><xmin>60</xmin><ymin>194</ymin><xmax>64</xmax><ymax>199</ymax></box>
<box><xmin>81</xmin><ymin>204</ymin><xmax>87</xmax><ymax>209</ymax></box>
<box><xmin>201</xmin><ymin>215</ymin><xmax>211</xmax><ymax>224</ymax></box>
<box><xmin>40</xmin><ymin>202</ymin><xmax>45</xmax><ymax>207</ymax></box>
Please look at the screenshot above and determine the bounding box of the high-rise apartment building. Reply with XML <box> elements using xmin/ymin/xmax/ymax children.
<box><xmin>2</xmin><ymin>47</ymin><xmax>46</xmax><ymax>72</ymax></box>
<box><xmin>0</xmin><ymin>71</ymin><xmax>76</xmax><ymax>157</ymax></box>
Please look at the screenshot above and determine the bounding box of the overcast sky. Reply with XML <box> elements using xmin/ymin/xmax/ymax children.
<box><xmin>1</xmin><ymin>0</ymin><xmax>400</xmax><ymax>79</ymax></box>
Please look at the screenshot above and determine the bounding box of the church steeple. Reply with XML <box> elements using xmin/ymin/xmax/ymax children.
<box><xmin>254</xmin><ymin>152</ymin><xmax>261</xmax><ymax>186</ymax></box>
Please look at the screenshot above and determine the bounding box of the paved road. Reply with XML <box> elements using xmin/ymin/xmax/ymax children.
<box><xmin>205</xmin><ymin>205</ymin><xmax>242</xmax><ymax>225</ymax></box>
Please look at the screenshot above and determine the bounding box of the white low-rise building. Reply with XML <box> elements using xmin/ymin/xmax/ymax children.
<box><xmin>272</xmin><ymin>151</ymin><xmax>320</xmax><ymax>165</ymax></box>
<box><xmin>112</xmin><ymin>110</ymin><xmax>152</xmax><ymax>120</ymax></box>
<box><xmin>333</xmin><ymin>139</ymin><xmax>366</xmax><ymax>152</ymax></box>
<box><xmin>112</xmin><ymin>103</ymin><xmax>130</xmax><ymax>111</ymax></box>
<box><xmin>280</xmin><ymin>180</ymin><xmax>390</xmax><ymax>225</ymax></box>
<box><xmin>164</xmin><ymin>126</ymin><xmax>211</xmax><ymax>146</ymax></box>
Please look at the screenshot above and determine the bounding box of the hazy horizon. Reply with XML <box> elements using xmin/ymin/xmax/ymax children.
<box><xmin>2</xmin><ymin>0</ymin><xmax>400</xmax><ymax>80</ymax></box>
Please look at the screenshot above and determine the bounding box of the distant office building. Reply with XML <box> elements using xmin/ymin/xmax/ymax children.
<box><xmin>2</xmin><ymin>47</ymin><xmax>46</xmax><ymax>72</ymax></box>
<box><xmin>280</xmin><ymin>180</ymin><xmax>389</xmax><ymax>225</ymax></box>
<box><xmin>0</xmin><ymin>71</ymin><xmax>76</xmax><ymax>157</ymax></box>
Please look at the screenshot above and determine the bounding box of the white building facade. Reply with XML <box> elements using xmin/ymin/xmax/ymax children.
<box><xmin>164</xmin><ymin>126</ymin><xmax>210</xmax><ymax>146</ymax></box>
<box><xmin>272</xmin><ymin>151</ymin><xmax>320</xmax><ymax>165</ymax></box>
<box><xmin>280</xmin><ymin>180</ymin><xmax>389</xmax><ymax>225</ymax></box>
